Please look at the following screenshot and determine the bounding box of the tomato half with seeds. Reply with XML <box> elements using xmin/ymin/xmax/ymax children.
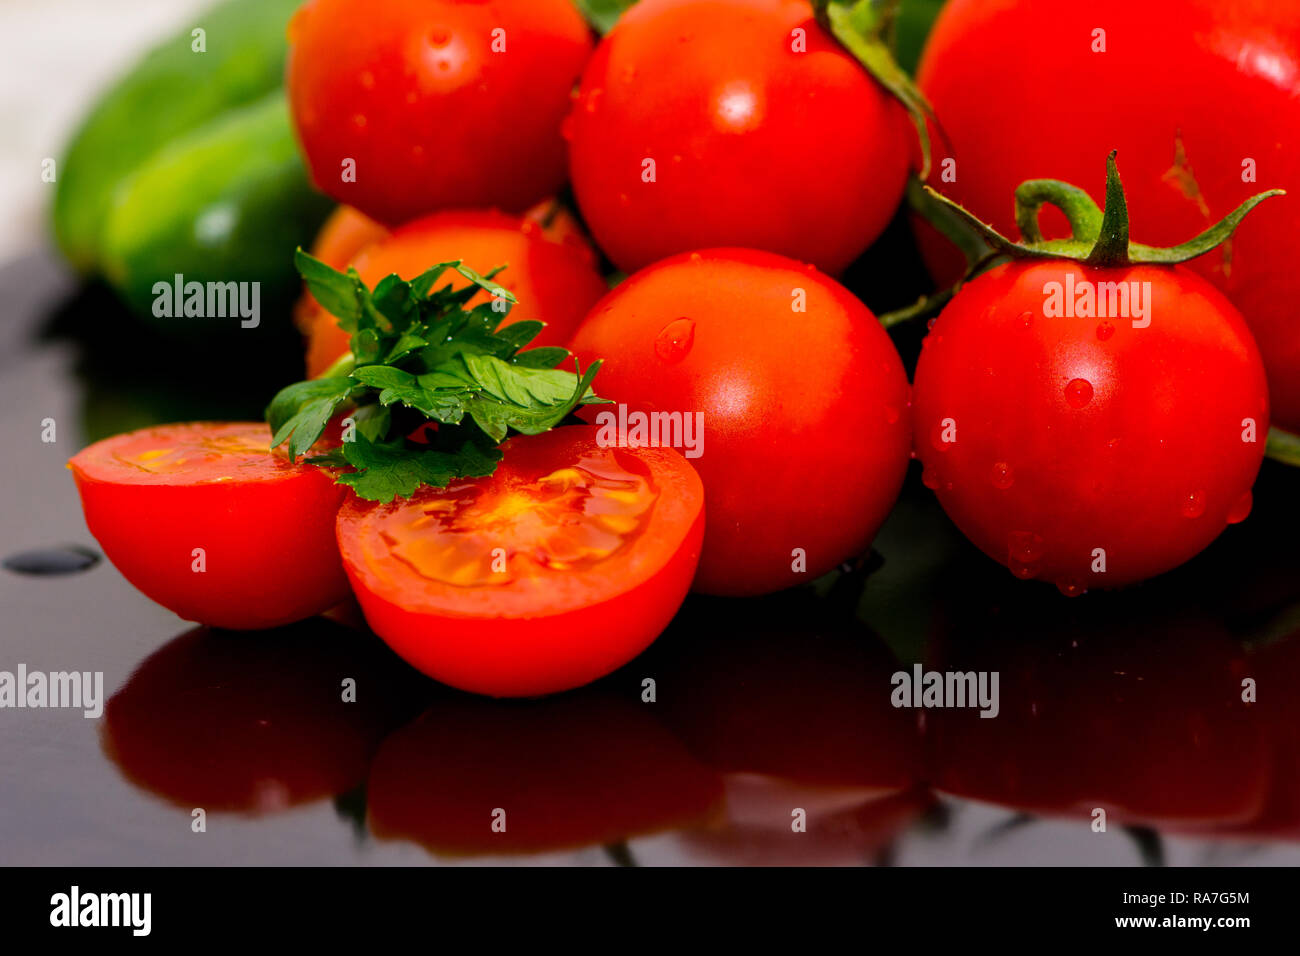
<box><xmin>302</xmin><ymin>208</ymin><xmax>608</xmax><ymax>377</ymax></box>
<box><xmin>911</xmin><ymin>260</ymin><xmax>1269</xmax><ymax>592</ymax></box>
<box><xmin>336</xmin><ymin>427</ymin><xmax>705</xmax><ymax>697</ymax></box>
<box><xmin>69</xmin><ymin>422</ymin><xmax>350</xmax><ymax>629</ymax></box>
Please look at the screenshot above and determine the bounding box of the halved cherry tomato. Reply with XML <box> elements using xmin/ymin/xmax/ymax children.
<box><xmin>69</xmin><ymin>422</ymin><xmax>350</xmax><ymax>630</ymax></box>
<box><xmin>336</xmin><ymin>426</ymin><xmax>705</xmax><ymax>697</ymax></box>
<box><xmin>302</xmin><ymin>208</ymin><xmax>608</xmax><ymax>377</ymax></box>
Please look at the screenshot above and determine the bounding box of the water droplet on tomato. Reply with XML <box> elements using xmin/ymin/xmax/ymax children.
<box><xmin>1018</xmin><ymin>310</ymin><xmax>1034</xmax><ymax>328</ymax></box>
<box><xmin>1056</xmin><ymin>577</ymin><xmax>1086</xmax><ymax>598</ymax></box>
<box><xmin>921</xmin><ymin>468</ymin><xmax>940</xmax><ymax>490</ymax></box>
<box><xmin>884</xmin><ymin>405</ymin><xmax>900</xmax><ymax>425</ymax></box>
<box><xmin>1008</xmin><ymin>530</ymin><xmax>1045</xmax><ymax>564</ymax></box>
<box><xmin>351</xmin><ymin>113</ymin><xmax>368</xmax><ymax>131</ymax></box>
<box><xmin>1181</xmin><ymin>490</ymin><xmax>1207</xmax><ymax>518</ymax></box>
<box><xmin>654</xmin><ymin>318</ymin><xmax>695</xmax><ymax>364</ymax></box>
<box><xmin>1008</xmin><ymin>557</ymin><xmax>1037</xmax><ymax>580</ymax></box>
<box><xmin>1064</xmin><ymin>378</ymin><xmax>1093</xmax><ymax>408</ymax></box>
<box><xmin>1096</xmin><ymin>320</ymin><xmax>1115</xmax><ymax>341</ymax></box>
<box><xmin>1227</xmin><ymin>491</ymin><xmax>1253</xmax><ymax>524</ymax></box>
<box><xmin>358</xmin><ymin>70</ymin><xmax>375</xmax><ymax>91</ymax></box>
<box><xmin>429</xmin><ymin>27</ymin><xmax>451</xmax><ymax>47</ymax></box>
<box><xmin>584</xmin><ymin>88</ymin><xmax>603</xmax><ymax>114</ymax></box>
<box><xmin>990</xmin><ymin>461</ymin><xmax>1014</xmax><ymax>489</ymax></box>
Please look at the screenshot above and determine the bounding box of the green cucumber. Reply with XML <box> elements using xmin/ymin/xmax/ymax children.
<box><xmin>53</xmin><ymin>0</ymin><xmax>300</xmax><ymax>271</ymax></box>
<box><xmin>100</xmin><ymin>91</ymin><xmax>330</xmax><ymax>332</ymax></box>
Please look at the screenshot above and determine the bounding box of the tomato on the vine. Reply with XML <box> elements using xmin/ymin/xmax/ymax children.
<box><xmin>569</xmin><ymin>248</ymin><xmax>911</xmax><ymax>596</ymax></box>
<box><xmin>69</xmin><ymin>422</ymin><xmax>351</xmax><ymax>629</ymax></box>
<box><xmin>567</xmin><ymin>0</ymin><xmax>911</xmax><ymax>275</ymax></box>
<box><xmin>916</xmin><ymin>0</ymin><xmax>1300</xmax><ymax>429</ymax></box>
<box><xmin>912</xmin><ymin>259</ymin><xmax>1268</xmax><ymax>592</ymax></box>
<box><xmin>287</xmin><ymin>0</ymin><xmax>593</xmax><ymax>226</ymax></box>
<box><xmin>335</xmin><ymin>426</ymin><xmax>705</xmax><ymax>698</ymax></box>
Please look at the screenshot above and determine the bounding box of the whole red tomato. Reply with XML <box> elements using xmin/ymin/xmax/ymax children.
<box><xmin>911</xmin><ymin>260</ymin><xmax>1268</xmax><ymax>593</ymax></box>
<box><xmin>286</xmin><ymin>0</ymin><xmax>593</xmax><ymax>226</ymax></box>
<box><xmin>567</xmin><ymin>0</ymin><xmax>911</xmax><ymax>275</ymax></box>
<box><xmin>569</xmin><ymin>248</ymin><xmax>911</xmax><ymax>596</ymax></box>
<box><xmin>917</xmin><ymin>0</ymin><xmax>1300</xmax><ymax>428</ymax></box>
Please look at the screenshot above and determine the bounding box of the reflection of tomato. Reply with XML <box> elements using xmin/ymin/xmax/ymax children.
<box><xmin>911</xmin><ymin>260</ymin><xmax>1268</xmax><ymax>592</ymax></box>
<box><xmin>337</xmin><ymin>427</ymin><xmax>705</xmax><ymax>697</ymax></box>
<box><xmin>653</xmin><ymin>593</ymin><xmax>920</xmax><ymax>790</ymax></box>
<box><xmin>367</xmin><ymin>690</ymin><xmax>723</xmax><ymax>856</ymax></box>
<box><xmin>647</xmin><ymin>592</ymin><xmax>928</xmax><ymax>863</ymax></box>
<box><xmin>925</xmin><ymin>600</ymin><xmax>1269</xmax><ymax>830</ymax></box>
<box><xmin>69</xmin><ymin>422</ymin><xmax>350</xmax><ymax>629</ymax></box>
<box><xmin>1226</xmin><ymin>634</ymin><xmax>1300</xmax><ymax>840</ymax></box>
<box><xmin>303</xmin><ymin>208</ymin><xmax>607</xmax><ymax>377</ymax></box>
<box><xmin>567</xmin><ymin>0</ymin><xmax>910</xmax><ymax>274</ymax></box>
<box><xmin>102</xmin><ymin>620</ymin><xmax>429</xmax><ymax>813</ymax></box>
<box><xmin>287</xmin><ymin>0</ymin><xmax>593</xmax><ymax>226</ymax></box>
<box><xmin>569</xmin><ymin>248</ymin><xmax>911</xmax><ymax>596</ymax></box>
<box><xmin>916</xmin><ymin>0</ymin><xmax>1300</xmax><ymax>429</ymax></box>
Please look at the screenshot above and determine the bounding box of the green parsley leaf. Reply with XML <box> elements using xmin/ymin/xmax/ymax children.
<box><xmin>266</xmin><ymin>249</ymin><xmax>607</xmax><ymax>501</ymax></box>
<box><xmin>337</xmin><ymin>433</ymin><xmax>503</xmax><ymax>501</ymax></box>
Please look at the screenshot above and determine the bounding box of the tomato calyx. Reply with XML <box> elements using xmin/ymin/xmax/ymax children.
<box><xmin>812</xmin><ymin>0</ymin><xmax>938</xmax><ymax>179</ymax></box>
<box><xmin>882</xmin><ymin>151</ymin><xmax>1283</xmax><ymax>327</ymax></box>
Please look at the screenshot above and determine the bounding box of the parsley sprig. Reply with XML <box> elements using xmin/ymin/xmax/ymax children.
<box><xmin>266</xmin><ymin>249</ymin><xmax>605</xmax><ymax>502</ymax></box>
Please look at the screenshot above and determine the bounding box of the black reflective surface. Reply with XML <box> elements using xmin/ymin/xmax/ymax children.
<box><xmin>3</xmin><ymin>252</ymin><xmax>1299</xmax><ymax>866</ymax></box>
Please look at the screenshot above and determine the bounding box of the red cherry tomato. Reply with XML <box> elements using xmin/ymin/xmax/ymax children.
<box><xmin>69</xmin><ymin>422</ymin><xmax>350</xmax><ymax>629</ymax></box>
<box><xmin>302</xmin><ymin>208</ymin><xmax>608</xmax><ymax>378</ymax></box>
<box><xmin>567</xmin><ymin>0</ymin><xmax>910</xmax><ymax>275</ymax></box>
<box><xmin>335</xmin><ymin>426</ymin><xmax>705</xmax><ymax>697</ymax></box>
<box><xmin>911</xmin><ymin>260</ymin><xmax>1268</xmax><ymax>592</ymax></box>
<box><xmin>569</xmin><ymin>248</ymin><xmax>911</xmax><ymax>596</ymax></box>
<box><xmin>917</xmin><ymin>0</ymin><xmax>1300</xmax><ymax>428</ymax></box>
<box><xmin>286</xmin><ymin>0</ymin><xmax>593</xmax><ymax>226</ymax></box>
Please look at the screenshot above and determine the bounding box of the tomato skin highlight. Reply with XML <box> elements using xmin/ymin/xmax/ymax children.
<box><xmin>286</xmin><ymin>0</ymin><xmax>593</xmax><ymax>226</ymax></box>
<box><xmin>336</xmin><ymin>427</ymin><xmax>705</xmax><ymax>698</ymax></box>
<box><xmin>917</xmin><ymin>0</ymin><xmax>1300</xmax><ymax>429</ymax></box>
<box><xmin>69</xmin><ymin>422</ymin><xmax>350</xmax><ymax>630</ymax></box>
<box><xmin>567</xmin><ymin>0</ymin><xmax>910</xmax><ymax>275</ymax></box>
<box><xmin>569</xmin><ymin>248</ymin><xmax>912</xmax><ymax>597</ymax></box>
<box><xmin>911</xmin><ymin>260</ymin><xmax>1269</xmax><ymax>590</ymax></box>
<box><xmin>302</xmin><ymin>208</ymin><xmax>608</xmax><ymax>378</ymax></box>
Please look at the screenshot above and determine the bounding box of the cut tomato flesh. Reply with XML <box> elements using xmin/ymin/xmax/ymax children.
<box><xmin>337</xmin><ymin>426</ymin><xmax>705</xmax><ymax>697</ymax></box>
<box><xmin>69</xmin><ymin>422</ymin><xmax>350</xmax><ymax>630</ymax></box>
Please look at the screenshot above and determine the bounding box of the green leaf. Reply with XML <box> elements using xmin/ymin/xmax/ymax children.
<box><xmin>295</xmin><ymin>249</ymin><xmax>364</xmax><ymax>329</ymax></box>
<box><xmin>511</xmin><ymin>346</ymin><xmax>569</xmax><ymax>369</ymax></box>
<box><xmin>338</xmin><ymin>433</ymin><xmax>503</xmax><ymax>501</ymax></box>
<box><xmin>493</xmin><ymin>320</ymin><xmax>546</xmax><ymax>352</ymax></box>
<box><xmin>462</xmin><ymin>353</ymin><xmax>592</xmax><ymax>407</ymax></box>
<box><xmin>266</xmin><ymin>377</ymin><xmax>355</xmax><ymax>460</ymax></box>
<box><xmin>466</xmin><ymin>359</ymin><xmax>604</xmax><ymax>440</ymax></box>
<box><xmin>572</xmin><ymin>0</ymin><xmax>636</xmax><ymax>34</ymax></box>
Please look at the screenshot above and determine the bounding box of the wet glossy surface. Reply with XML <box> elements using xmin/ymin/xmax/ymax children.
<box><xmin>3</xmin><ymin>253</ymin><xmax>1300</xmax><ymax>865</ymax></box>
